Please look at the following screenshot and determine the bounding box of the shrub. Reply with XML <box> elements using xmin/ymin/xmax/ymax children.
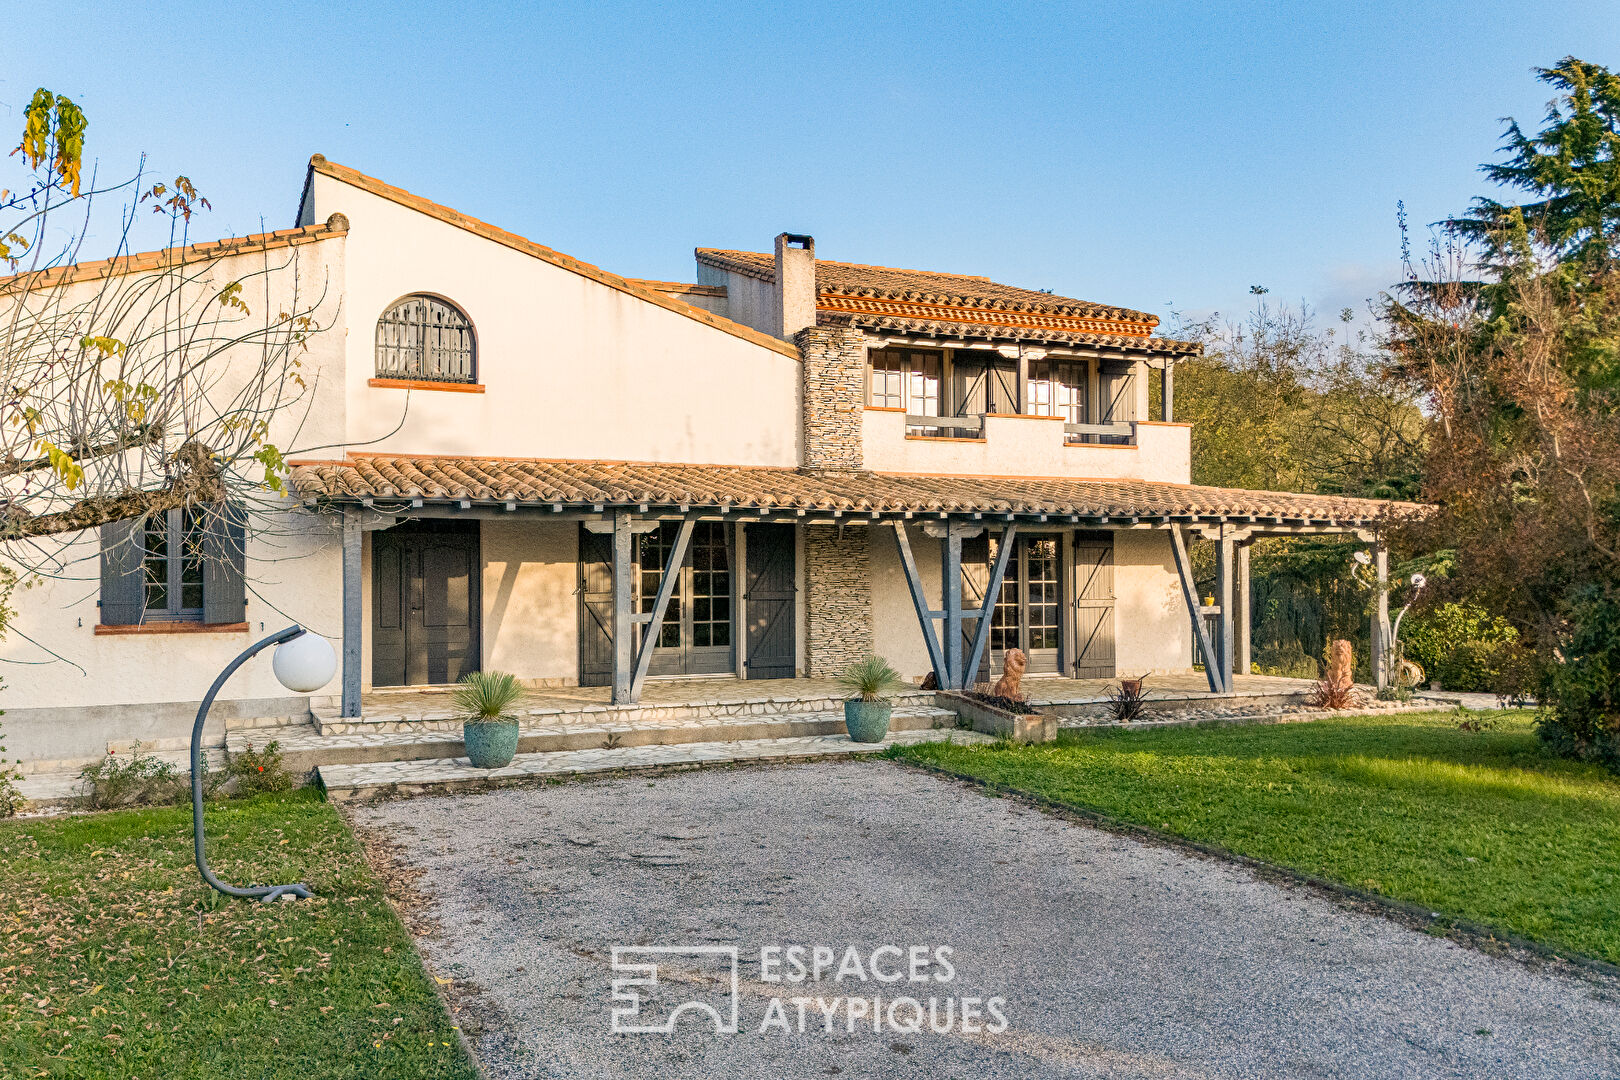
<box><xmin>227</xmin><ymin>740</ymin><xmax>293</xmax><ymax>795</ymax></box>
<box><xmin>0</xmin><ymin>708</ymin><xmax>22</xmax><ymax>817</ymax></box>
<box><xmin>1105</xmin><ymin>676</ymin><xmax>1150</xmax><ymax>722</ymax></box>
<box><xmin>1403</xmin><ymin>602</ymin><xmax>1520</xmax><ymax>692</ymax></box>
<box><xmin>1537</xmin><ymin>585</ymin><xmax>1620</xmax><ymax>771</ymax></box>
<box><xmin>78</xmin><ymin>743</ymin><xmax>187</xmax><ymax>809</ymax></box>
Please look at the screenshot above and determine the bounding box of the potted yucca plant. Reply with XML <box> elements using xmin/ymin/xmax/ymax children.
<box><xmin>836</xmin><ymin>655</ymin><xmax>908</xmax><ymax>743</ymax></box>
<box><xmin>454</xmin><ymin>671</ymin><xmax>524</xmax><ymax>768</ymax></box>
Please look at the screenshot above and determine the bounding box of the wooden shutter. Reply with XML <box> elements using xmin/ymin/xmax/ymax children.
<box><xmin>1072</xmin><ymin>535</ymin><xmax>1116</xmax><ymax>678</ymax></box>
<box><xmin>99</xmin><ymin>519</ymin><xmax>145</xmax><ymax>626</ymax></box>
<box><xmin>989</xmin><ymin>362</ymin><xmax>1020</xmax><ymax>414</ymax></box>
<box><xmin>201</xmin><ymin>502</ymin><xmax>248</xmax><ymax>624</ymax></box>
<box><xmin>952</xmin><ymin>353</ymin><xmax>989</xmax><ymax>416</ymax></box>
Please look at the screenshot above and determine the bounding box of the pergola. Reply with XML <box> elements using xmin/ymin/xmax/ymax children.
<box><xmin>291</xmin><ymin>456</ymin><xmax>1418</xmax><ymax>716</ymax></box>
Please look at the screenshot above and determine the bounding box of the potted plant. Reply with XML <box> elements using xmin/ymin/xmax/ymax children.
<box><xmin>837</xmin><ymin>655</ymin><xmax>908</xmax><ymax>743</ymax></box>
<box><xmin>454</xmin><ymin>671</ymin><xmax>524</xmax><ymax>768</ymax></box>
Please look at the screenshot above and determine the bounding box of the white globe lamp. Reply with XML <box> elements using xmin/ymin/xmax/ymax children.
<box><xmin>272</xmin><ymin>630</ymin><xmax>338</xmax><ymax>692</ymax></box>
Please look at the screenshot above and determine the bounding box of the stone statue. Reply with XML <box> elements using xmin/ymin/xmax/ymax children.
<box><xmin>1327</xmin><ymin>639</ymin><xmax>1354</xmax><ymax>692</ymax></box>
<box><xmin>992</xmin><ymin>648</ymin><xmax>1027</xmax><ymax>700</ymax></box>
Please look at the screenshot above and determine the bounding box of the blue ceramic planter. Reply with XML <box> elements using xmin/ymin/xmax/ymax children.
<box><xmin>843</xmin><ymin>700</ymin><xmax>892</xmax><ymax>743</ymax></box>
<box><xmin>463</xmin><ymin>719</ymin><xmax>520</xmax><ymax>768</ymax></box>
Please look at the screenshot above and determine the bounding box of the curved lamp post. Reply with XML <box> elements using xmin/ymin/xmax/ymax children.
<box><xmin>191</xmin><ymin>625</ymin><xmax>337</xmax><ymax>902</ymax></box>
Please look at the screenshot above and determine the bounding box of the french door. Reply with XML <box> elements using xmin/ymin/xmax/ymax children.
<box><xmin>640</xmin><ymin>521</ymin><xmax>736</xmax><ymax>676</ymax></box>
<box><xmin>988</xmin><ymin>535</ymin><xmax>1063</xmax><ymax>674</ymax></box>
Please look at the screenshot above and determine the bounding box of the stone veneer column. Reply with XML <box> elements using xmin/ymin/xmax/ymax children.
<box><xmin>795</xmin><ymin>325</ymin><xmax>873</xmax><ymax>676</ymax></box>
<box><xmin>795</xmin><ymin>326</ymin><xmax>866</xmax><ymax>471</ymax></box>
<box><xmin>805</xmin><ymin>524</ymin><xmax>873</xmax><ymax>676</ymax></box>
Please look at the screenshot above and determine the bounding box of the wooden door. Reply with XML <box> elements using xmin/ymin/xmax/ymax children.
<box><xmin>743</xmin><ymin>524</ymin><xmax>795</xmax><ymax>679</ymax></box>
<box><xmin>578</xmin><ymin>525</ymin><xmax>614</xmax><ymax>687</ymax></box>
<box><xmin>372</xmin><ymin>521</ymin><xmax>481</xmax><ymax>687</ymax></box>
<box><xmin>1072</xmin><ymin>534</ymin><xmax>1116</xmax><ymax>678</ymax></box>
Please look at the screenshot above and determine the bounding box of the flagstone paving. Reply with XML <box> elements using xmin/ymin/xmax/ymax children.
<box><xmin>318</xmin><ymin>727</ymin><xmax>992</xmax><ymax>801</ymax></box>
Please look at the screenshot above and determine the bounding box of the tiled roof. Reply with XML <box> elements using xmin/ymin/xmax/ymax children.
<box><xmin>289</xmin><ymin>456</ymin><xmax>1416</xmax><ymax>527</ymax></box>
<box><xmin>0</xmin><ymin>216</ymin><xmax>348</xmax><ymax>291</ymax></box>
<box><xmin>693</xmin><ymin>248</ymin><xmax>1199</xmax><ymax>356</ymax></box>
<box><xmin>695</xmin><ymin>249</ymin><xmax>1151</xmax><ymax>322</ymax></box>
<box><xmin>304</xmin><ymin>157</ymin><xmax>798</xmax><ymax>359</ymax></box>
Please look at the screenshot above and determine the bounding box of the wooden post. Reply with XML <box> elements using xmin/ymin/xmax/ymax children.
<box><xmin>629</xmin><ymin>517</ymin><xmax>695</xmax><ymax>703</ymax></box>
<box><xmin>610</xmin><ymin>510</ymin><xmax>636</xmax><ymax>705</ymax></box>
<box><xmin>1374</xmin><ymin>542</ymin><xmax>1390</xmax><ymax>690</ymax></box>
<box><xmin>1016</xmin><ymin>348</ymin><xmax>1030</xmax><ymax>414</ymax></box>
<box><xmin>941</xmin><ymin>524</ymin><xmax>963</xmax><ymax>688</ymax></box>
<box><xmin>1161</xmin><ymin>361</ymin><xmax>1174</xmax><ymax>422</ymax></box>
<box><xmin>1216</xmin><ymin>529</ymin><xmax>1235</xmax><ymax>694</ymax></box>
<box><xmin>892</xmin><ymin>522</ymin><xmax>949</xmax><ymax>688</ymax></box>
<box><xmin>1169</xmin><ymin>526</ymin><xmax>1222</xmax><ymax>693</ymax></box>
<box><xmin>341</xmin><ymin>508</ymin><xmax>363</xmax><ymax>718</ymax></box>
<box><xmin>1236</xmin><ymin>541</ymin><xmax>1252</xmax><ymax>677</ymax></box>
<box><xmin>963</xmin><ymin>524</ymin><xmax>1018</xmax><ymax>688</ymax></box>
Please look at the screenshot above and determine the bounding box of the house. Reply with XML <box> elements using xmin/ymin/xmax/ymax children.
<box><xmin>0</xmin><ymin>156</ymin><xmax>1411</xmax><ymax>771</ymax></box>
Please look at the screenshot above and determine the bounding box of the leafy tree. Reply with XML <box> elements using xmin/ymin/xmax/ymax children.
<box><xmin>1388</xmin><ymin>57</ymin><xmax>1620</xmax><ymax>761</ymax></box>
<box><xmin>0</xmin><ymin>88</ymin><xmax>336</xmax><ymax>554</ymax></box>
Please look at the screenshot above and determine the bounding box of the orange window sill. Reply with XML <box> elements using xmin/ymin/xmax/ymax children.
<box><xmin>904</xmin><ymin>435</ymin><xmax>987</xmax><ymax>444</ymax></box>
<box><xmin>1065</xmin><ymin>441</ymin><xmax>1137</xmax><ymax>450</ymax></box>
<box><xmin>864</xmin><ymin>405</ymin><xmax>907</xmax><ymax>413</ymax></box>
<box><xmin>95</xmin><ymin>622</ymin><xmax>250</xmax><ymax>636</ymax></box>
<box><xmin>368</xmin><ymin>378</ymin><xmax>486</xmax><ymax>394</ymax></box>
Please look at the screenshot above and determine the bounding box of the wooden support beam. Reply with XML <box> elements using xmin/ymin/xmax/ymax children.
<box><xmin>1215</xmin><ymin>529</ymin><xmax>1236</xmax><ymax>694</ymax></box>
<box><xmin>1374</xmin><ymin>542</ymin><xmax>1390</xmax><ymax>690</ymax></box>
<box><xmin>1161</xmin><ymin>361</ymin><xmax>1174</xmax><ymax>422</ymax></box>
<box><xmin>1236</xmin><ymin>541</ymin><xmax>1252</xmax><ymax>677</ymax></box>
<box><xmin>1169</xmin><ymin>525</ymin><xmax>1222</xmax><ymax>694</ymax></box>
<box><xmin>610</xmin><ymin>510</ymin><xmax>636</xmax><ymax>704</ymax></box>
<box><xmin>891</xmin><ymin>522</ymin><xmax>949</xmax><ymax>687</ymax></box>
<box><xmin>963</xmin><ymin>524</ymin><xmax>1018</xmax><ymax>688</ymax></box>
<box><xmin>941</xmin><ymin>524</ymin><xmax>964</xmax><ymax>689</ymax></box>
<box><xmin>629</xmin><ymin>516</ymin><xmax>695</xmax><ymax>702</ymax></box>
<box><xmin>340</xmin><ymin>508</ymin><xmax>363</xmax><ymax>718</ymax></box>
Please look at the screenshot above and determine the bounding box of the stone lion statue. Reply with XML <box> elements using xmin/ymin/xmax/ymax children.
<box><xmin>992</xmin><ymin>648</ymin><xmax>1028</xmax><ymax>700</ymax></box>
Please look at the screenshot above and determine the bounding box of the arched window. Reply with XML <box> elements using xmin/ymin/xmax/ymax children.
<box><xmin>375</xmin><ymin>295</ymin><xmax>476</xmax><ymax>383</ymax></box>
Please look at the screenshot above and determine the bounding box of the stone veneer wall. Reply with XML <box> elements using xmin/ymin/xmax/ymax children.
<box><xmin>795</xmin><ymin>326</ymin><xmax>866</xmax><ymax>470</ymax></box>
<box><xmin>805</xmin><ymin>525</ymin><xmax>873</xmax><ymax>676</ymax></box>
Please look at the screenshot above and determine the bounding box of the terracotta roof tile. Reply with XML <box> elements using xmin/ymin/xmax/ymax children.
<box><xmin>290</xmin><ymin>456</ymin><xmax>1418</xmax><ymax>526</ymax></box>
<box><xmin>0</xmin><ymin>215</ymin><xmax>348</xmax><ymax>291</ymax></box>
<box><xmin>694</xmin><ymin>248</ymin><xmax>1199</xmax><ymax>356</ymax></box>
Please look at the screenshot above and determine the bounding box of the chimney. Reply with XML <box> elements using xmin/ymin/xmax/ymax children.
<box><xmin>774</xmin><ymin>232</ymin><xmax>816</xmax><ymax>339</ymax></box>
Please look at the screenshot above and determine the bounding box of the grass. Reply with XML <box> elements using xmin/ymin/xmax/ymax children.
<box><xmin>896</xmin><ymin>710</ymin><xmax>1620</xmax><ymax>966</ymax></box>
<box><xmin>0</xmin><ymin>790</ymin><xmax>477</xmax><ymax>1079</ymax></box>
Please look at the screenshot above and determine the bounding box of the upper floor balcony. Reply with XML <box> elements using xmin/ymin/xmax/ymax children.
<box><xmin>860</xmin><ymin>344</ymin><xmax>1190</xmax><ymax>483</ymax></box>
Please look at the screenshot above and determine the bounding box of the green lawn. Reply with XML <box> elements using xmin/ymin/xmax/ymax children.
<box><xmin>897</xmin><ymin>711</ymin><xmax>1620</xmax><ymax>965</ymax></box>
<box><xmin>0</xmin><ymin>790</ymin><xmax>477</xmax><ymax>1079</ymax></box>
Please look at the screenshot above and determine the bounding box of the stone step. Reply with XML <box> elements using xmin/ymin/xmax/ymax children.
<box><xmin>312</xmin><ymin>689</ymin><xmax>940</xmax><ymax>736</ymax></box>
<box><xmin>317</xmin><ymin>726</ymin><xmax>994</xmax><ymax>802</ymax></box>
<box><xmin>236</xmin><ymin>706</ymin><xmax>962</xmax><ymax>776</ymax></box>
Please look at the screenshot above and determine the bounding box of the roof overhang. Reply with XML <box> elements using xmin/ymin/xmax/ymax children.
<box><xmin>289</xmin><ymin>456</ymin><xmax>1423</xmax><ymax>538</ymax></box>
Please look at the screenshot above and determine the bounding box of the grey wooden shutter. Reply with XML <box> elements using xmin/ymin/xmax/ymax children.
<box><xmin>202</xmin><ymin>502</ymin><xmax>248</xmax><ymax>624</ymax></box>
<box><xmin>99</xmin><ymin>519</ymin><xmax>145</xmax><ymax>625</ymax></box>
<box><xmin>1072</xmin><ymin>535</ymin><xmax>1116</xmax><ymax>678</ymax></box>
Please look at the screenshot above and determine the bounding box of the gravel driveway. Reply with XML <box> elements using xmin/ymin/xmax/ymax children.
<box><xmin>355</xmin><ymin>761</ymin><xmax>1620</xmax><ymax>1079</ymax></box>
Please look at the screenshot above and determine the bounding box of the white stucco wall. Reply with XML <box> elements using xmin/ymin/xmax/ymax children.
<box><xmin>306</xmin><ymin>173</ymin><xmax>801</xmax><ymax>467</ymax></box>
<box><xmin>481</xmin><ymin>519</ymin><xmax>578</xmax><ymax>684</ymax></box>
<box><xmin>0</xmin><ymin>236</ymin><xmax>349</xmax><ymax>762</ymax></box>
<box><xmin>862</xmin><ymin>411</ymin><xmax>1192</xmax><ymax>482</ymax></box>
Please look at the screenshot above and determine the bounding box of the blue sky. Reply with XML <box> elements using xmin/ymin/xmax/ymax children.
<box><xmin>10</xmin><ymin>1</ymin><xmax>1618</xmax><ymax>333</ymax></box>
